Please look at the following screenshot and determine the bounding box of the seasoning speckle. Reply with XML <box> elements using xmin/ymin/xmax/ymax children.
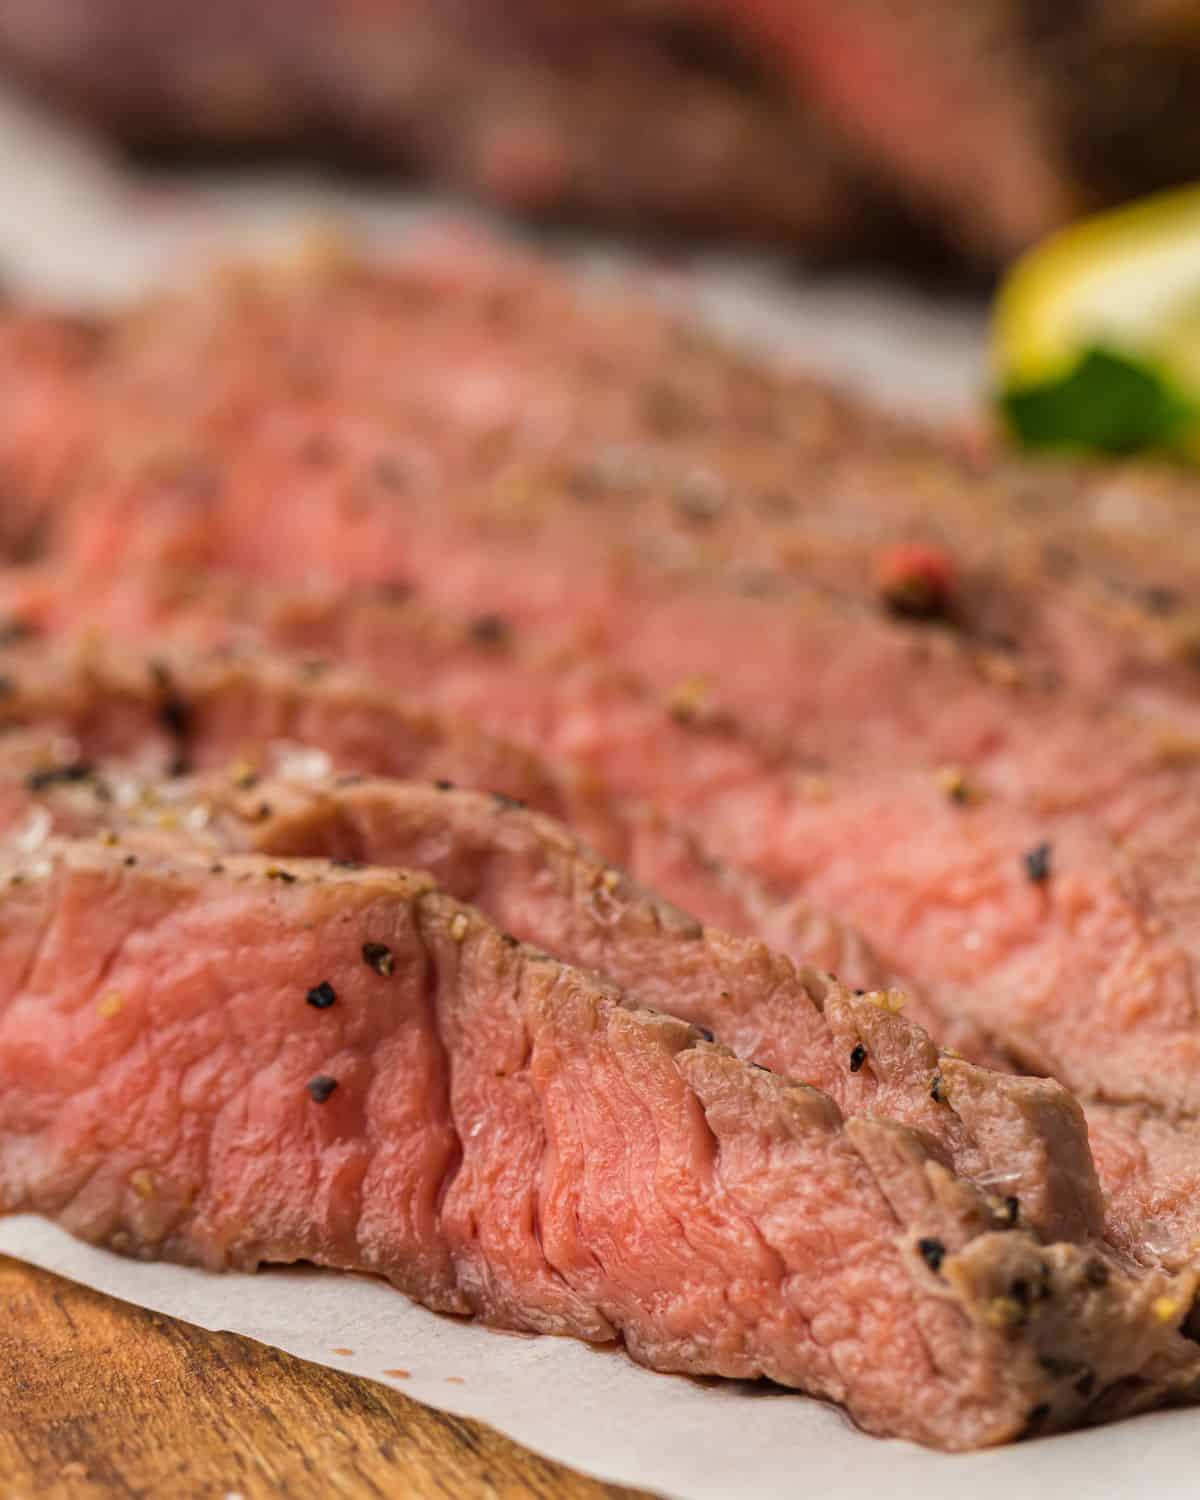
<box><xmin>130</xmin><ymin>1169</ymin><xmax>155</xmax><ymax>1199</ymax></box>
<box><xmin>1024</xmin><ymin>1403</ymin><xmax>1051</xmax><ymax>1434</ymax></box>
<box><xmin>1023</xmin><ymin>841</ymin><xmax>1052</xmax><ymax>884</ymax></box>
<box><xmin>998</xmin><ymin>1196</ymin><xmax>1020</xmax><ymax>1229</ymax></box>
<box><xmin>26</xmin><ymin>762</ymin><xmax>93</xmax><ymax>791</ymax></box>
<box><xmin>986</xmin><ymin>1295</ymin><xmax>1025</xmax><ymax>1329</ymax></box>
<box><xmin>97</xmin><ymin>990</ymin><xmax>123</xmax><ymax>1019</ymax></box>
<box><xmin>362</xmin><ymin>942</ymin><xmax>394</xmax><ymax>976</ymax></box>
<box><xmin>306</xmin><ymin>981</ymin><xmax>337</xmax><ymax>1010</ymax></box>
<box><xmin>267</xmin><ymin>866</ymin><xmax>298</xmax><ymax>883</ymax></box>
<box><xmin>848</xmin><ymin>1043</ymin><xmax>867</xmax><ymax>1073</ymax></box>
<box><xmin>876</xmin><ymin>542</ymin><xmax>955</xmax><ymax>621</ymax></box>
<box><xmin>1144</xmin><ymin>586</ymin><xmax>1179</xmax><ymax>616</ymax></box>
<box><xmin>930</xmin><ymin>1071</ymin><xmax>945</xmax><ymax>1103</ymax></box>
<box><xmin>229</xmin><ymin>759</ymin><xmax>259</xmax><ymax>790</ymax></box>
<box><xmin>1085</xmin><ymin>1259</ymin><xmax>1110</xmax><ymax>1288</ymax></box>
<box><xmin>468</xmin><ymin>613</ymin><xmax>508</xmax><ymax>646</ymax></box>
<box><xmin>934</xmin><ymin>764</ymin><xmax>972</xmax><ymax>805</ymax></box>
<box><xmin>434</xmin><ymin>778</ymin><xmax>455</xmax><ymax>792</ymax></box>
<box><xmin>917</xmin><ymin>1237</ymin><xmax>946</xmax><ymax>1273</ymax></box>
<box><xmin>0</xmin><ymin>617</ymin><xmax>35</xmax><ymax>646</ymax></box>
<box><xmin>1152</xmin><ymin>1294</ymin><xmax>1182</xmax><ymax>1324</ymax></box>
<box><xmin>307</xmin><ymin>1075</ymin><xmax>338</xmax><ymax>1103</ymax></box>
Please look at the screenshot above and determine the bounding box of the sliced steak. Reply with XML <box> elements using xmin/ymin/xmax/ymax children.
<box><xmin>0</xmin><ymin>634</ymin><xmax>901</xmax><ymax>1002</ymax></box>
<box><xmin>13</xmin><ymin>565</ymin><xmax>1200</xmax><ymax>1119</ymax></box>
<box><xmin>0</xmin><ymin>746</ymin><xmax>1102</xmax><ymax>1245</ymax></box>
<box><xmin>20</xmin><ymin>251</ymin><xmax>1200</xmax><ymax>726</ymax></box>
<box><xmin>1</xmin><ymin>833</ymin><xmax>1195</xmax><ymax>1448</ymax></box>
<box><xmin>0</xmin><ymin>308</ymin><xmax>100</xmax><ymax>562</ymax></box>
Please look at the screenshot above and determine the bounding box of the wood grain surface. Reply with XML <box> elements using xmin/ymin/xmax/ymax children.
<box><xmin>0</xmin><ymin>1254</ymin><xmax>657</xmax><ymax>1500</ymax></box>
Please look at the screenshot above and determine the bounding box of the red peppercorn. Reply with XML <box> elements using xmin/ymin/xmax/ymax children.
<box><xmin>876</xmin><ymin>542</ymin><xmax>957</xmax><ymax>620</ymax></box>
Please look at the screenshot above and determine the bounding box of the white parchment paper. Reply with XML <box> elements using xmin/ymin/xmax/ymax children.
<box><xmin>1</xmin><ymin>1217</ymin><xmax>1195</xmax><ymax>1500</ymax></box>
<box><xmin>0</xmin><ymin>82</ymin><xmax>1193</xmax><ymax>1498</ymax></box>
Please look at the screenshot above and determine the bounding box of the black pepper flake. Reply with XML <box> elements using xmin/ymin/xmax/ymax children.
<box><xmin>306</xmin><ymin>981</ymin><xmax>337</xmax><ymax>1009</ymax></box>
<box><xmin>434</xmin><ymin>779</ymin><xmax>455</xmax><ymax>792</ymax></box>
<box><xmin>373</xmin><ymin>455</ymin><xmax>412</xmax><ymax>491</ymax></box>
<box><xmin>750</xmin><ymin>1061</ymin><xmax>772</xmax><ymax>1072</ymax></box>
<box><xmin>500</xmin><ymin>932</ymin><xmax>519</xmax><ymax>947</ymax></box>
<box><xmin>306</xmin><ymin>1074</ymin><xmax>338</xmax><ymax>1103</ymax></box>
<box><xmin>372</xmin><ymin>578</ymin><xmax>413</xmax><ymax>603</ymax></box>
<box><xmin>1143</xmin><ymin>586</ymin><xmax>1179</xmax><ymax>616</ymax></box>
<box><xmin>0</xmin><ymin>617</ymin><xmax>35</xmax><ymax>646</ymax></box>
<box><xmin>490</xmin><ymin>791</ymin><xmax>526</xmax><ymax>811</ymax></box>
<box><xmin>159</xmin><ymin>694</ymin><xmax>190</xmax><ymax>739</ymax></box>
<box><xmin>1023</xmin><ymin>1403</ymin><xmax>1051</xmax><ymax>1436</ymax></box>
<box><xmin>999</xmin><ymin>1196</ymin><xmax>1020</xmax><ymax>1229</ymax></box>
<box><xmin>930</xmin><ymin>1071</ymin><xmax>945</xmax><ymax>1103</ymax></box>
<box><xmin>362</xmin><ymin>942</ymin><xmax>394</xmax><ymax>976</ymax></box>
<box><xmin>268</xmin><ymin>867</ymin><xmax>298</xmax><ymax>883</ymax></box>
<box><xmin>209</xmin><ymin>862</ymin><xmax>224</xmax><ymax>874</ymax></box>
<box><xmin>1023</xmin><ymin>841</ymin><xmax>1052</xmax><ymax>884</ymax></box>
<box><xmin>26</xmin><ymin>761</ymin><xmax>93</xmax><ymax>791</ymax></box>
<box><xmin>125</xmin><ymin>855</ymin><xmax>139</xmax><ymax>867</ymax></box>
<box><xmin>917</xmin><ymin>1237</ymin><xmax>946</xmax><ymax>1273</ymax></box>
<box><xmin>468</xmin><ymin>613</ymin><xmax>509</xmax><ymax>647</ymax></box>
<box><xmin>848</xmin><ymin>1043</ymin><xmax>867</xmax><ymax>1073</ymax></box>
<box><xmin>694</xmin><ymin>1026</ymin><xmax>715</xmax><ymax>1044</ymax></box>
<box><xmin>254</xmin><ymin>802</ymin><xmax>273</xmax><ymax>822</ymax></box>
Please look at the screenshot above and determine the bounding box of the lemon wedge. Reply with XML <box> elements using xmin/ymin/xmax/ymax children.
<box><xmin>993</xmin><ymin>182</ymin><xmax>1200</xmax><ymax>456</ymax></box>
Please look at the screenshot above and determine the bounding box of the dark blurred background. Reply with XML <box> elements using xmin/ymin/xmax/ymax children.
<box><xmin>2</xmin><ymin>0</ymin><xmax>1199</xmax><ymax>273</ymax></box>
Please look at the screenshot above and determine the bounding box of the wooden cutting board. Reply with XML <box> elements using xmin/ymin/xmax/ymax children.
<box><xmin>0</xmin><ymin>1255</ymin><xmax>656</xmax><ymax>1499</ymax></box>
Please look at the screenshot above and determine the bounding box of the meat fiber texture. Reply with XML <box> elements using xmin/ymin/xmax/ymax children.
<box><xmin>2</xmin><ymin>1</ymin><xmax>1200</xmax><ymax>263</ymax></box>
<box><xmin>8</xmin><ymin>256</ymin><xmax>1200</xmax><ymax>1107</ymax></box>
<box><xmin>0</xmin><ymin>722</ymin><xmax>1103</xmax><ymax>1247</ymax></box>
<box><xmin>6</xmin><ymin>249</ymin><xmax>1200</xmax><ymax>1449</ymax></box>
<box><xmin>2</xmin><ymin>834</ymin><xmax>1198</xmax><ymax>1450</ymax></box>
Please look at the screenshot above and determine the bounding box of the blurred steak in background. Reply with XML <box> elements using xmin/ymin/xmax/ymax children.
<box><xmin>1</xmin><ymin>0</ymin><xmax>1200</xmax><ymax>266</ymax></box>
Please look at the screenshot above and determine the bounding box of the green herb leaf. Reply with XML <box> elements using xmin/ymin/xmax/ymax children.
<box><xmin>999</xmin><ymin>345</ymin><xmax>1197</xmax><ymax>457</ymax></box>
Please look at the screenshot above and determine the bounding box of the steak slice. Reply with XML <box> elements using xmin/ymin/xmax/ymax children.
<box><xmin>0</xmin><ymin>308</ymin><xmax>100</xmax><ymax>562</ymax></box>
<box><xmin>14</xmin><ymin>565</ymin><xmax>1200</xmax><ymax>1118</ymax></box>
<box><xmin>0</xmin><ymin>1</ymin><xmax>875</xmax><ymax>251</ymax></box>
<box><xmin>3</xmin><ymin>2</ymin><xmax>1199</xmax><ymax>260</ymax></box>
<box><xmin>21</xmin><ymin>250</ymin><xmax>1200</xmax><ymax>724</ymax></box>
<box><xmin>0</xmin><ymin>745</ymin><xmax>1102</xmax><ymax>1246</ymax></box>
<box><xmin>1</xmin><ymin>833</ymin><xmax>1195</xmax><ymax>1448</ymax></box>
<box><xmin>0</xmin><ymin>633</ymin><xmax>901</xmax><ymax>1001</ymax></box>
